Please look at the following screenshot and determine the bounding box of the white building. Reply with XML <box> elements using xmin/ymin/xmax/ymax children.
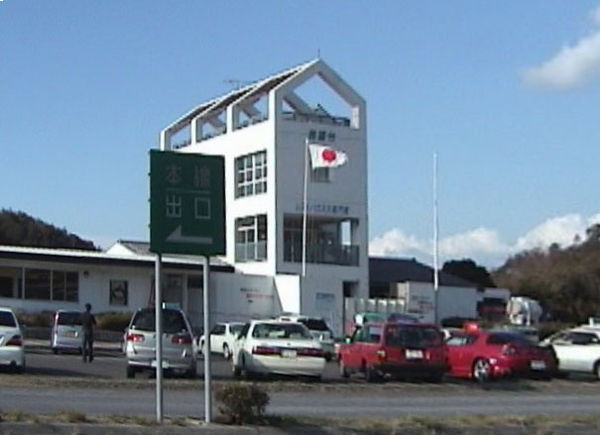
<box><xmin>159</xmin><ymin>58</ymin><xmax>370</xmax><ymax>334</ymax></box>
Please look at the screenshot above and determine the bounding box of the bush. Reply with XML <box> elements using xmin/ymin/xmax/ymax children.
<box><xmin>96</xmin><ymin>312</ymin><xmax>132</xmax><ymax>332</ymax></box>
<box><xmin>215</xmin><ymin>383</ymin><xmax>269</xmax><ymax>424</ymax></box>
<box><xmin>17</xmin><ymin>311</ymin><xmax>53</xmax><ymax>327</ymax></box>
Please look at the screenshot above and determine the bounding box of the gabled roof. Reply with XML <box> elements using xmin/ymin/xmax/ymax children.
<box><xmin>369</xmin><ymin>257</ymin><xmax>477</xmax><ymax>288</ymax></box>
<box><xmin>164</xmin><ymin>59</ymin><xmax>319</xmax><ymax>132</ymax></box>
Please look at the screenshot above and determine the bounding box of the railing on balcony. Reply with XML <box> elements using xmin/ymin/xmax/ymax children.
<box><xmin>284</xmin><ymin>243</ymin><xmax>359</xmax><ymax>266</ymax></box>
<box><xmin>235</xmin><ymin>241</ymin><xmax>267</xmax><ymax>263</ymax></box>
<box><xmin>282</xmin><ymin>111</ymin><xmax>350</xmax><ymax>127</ymax></box>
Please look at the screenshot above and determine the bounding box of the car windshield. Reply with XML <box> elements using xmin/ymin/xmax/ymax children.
<box><xmin>131</xmin><ymin>309</ymin><xmax>189</xmax><ymax>334</ymax></box>
<box><xmin>385</xmin><ymin>325</ymin><xmax>442</xmax><ymax>348</ymax></box>
<box><xmin>57</xmin><ymin>312</ymin><xmax>82</xmax><ymax>325</ymax></box>
<box><xmin>0</xmin><ymin>311</ymin><xmax>16</xmax><ymax>327</ymax></box>
<box><xmin>252</xmin><ymin>322</ymin><xmax>312</xmax><ymax>339</ymax></box>
<box><xmin>230</xmin><ymin>324</ymin><xmax>244</xmax><ymax>335</ymax></box>
<box><xmin>299</xmin><ymin>318</ymin><xmax>329</xmax><ymax>331</ymax></box>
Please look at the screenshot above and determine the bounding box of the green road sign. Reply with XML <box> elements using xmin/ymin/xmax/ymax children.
<box><xmin>149</xmin><ymin>150</ymin><xmax>225</xmax><ymax>256</ymax></box>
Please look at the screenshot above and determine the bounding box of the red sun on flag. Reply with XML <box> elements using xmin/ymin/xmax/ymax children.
<box><xmin>322</xmin><ymin>149</ymin><xmax>337</xmax><ymax>162</ymax></box>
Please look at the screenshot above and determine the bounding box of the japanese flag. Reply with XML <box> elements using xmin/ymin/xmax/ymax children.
<box><xmin>308</xmin><ymin>144</ymin><xmax>348</xmax><ymax>169</ymax></box>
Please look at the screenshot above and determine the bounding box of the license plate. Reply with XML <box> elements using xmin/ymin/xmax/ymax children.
<box><xmin>281</xmin><ymin>349</ymin><xmax>297</xmax><ymax>358</ymax></box>
<box><xmin>151</xmin><ymin>360</ymin><xmax>170</xmax><ymax>368</ymax></box>
<box><xmin>530</xmin><ymin>360</ymin><xmax>546</xmax><ymax>370</ymax></box>
<box><xmin>405</xmin><ymin>349</ymin><xmax>423</xmax><ymax>359</ymax></box>
<box><xmin>65</xmin><ymin>331</ymin><xmax>77</xmax><ymax>338</ymax></box>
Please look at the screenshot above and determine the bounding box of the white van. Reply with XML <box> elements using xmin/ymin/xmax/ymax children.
<box><xmin>50</xmin><ymin>310</ymin><xmax>83</xmax><ymax>354</ymax></box>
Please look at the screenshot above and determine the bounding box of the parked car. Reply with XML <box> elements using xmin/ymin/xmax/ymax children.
<box><xmin>124</xmin><ymin>307</ymin><xmax>197</xmax><ymax>378</ymax></box>
<box><xmin>0</xmin><ymin>307</ymin><xmax>25</xmax><ymax>373</ymax></box>
<box><xmin>276</xmin><ymin>315</ymin><xmax>335</xmax><ymax>361</ymax></box>
<box><xmin>338</xmin><ymin>322</ymin><xmax>446</xmax><ymax>382</ymax></box>
<box><xmin>50</xmin><ymin>310</ymin><xmax>83</xmax><ymax>354</ymax></box>
<box><xmin>539</xmin><ymin>325</ymin><xmax>600</xmax><ymax>379</ymax></box>
<box><xmin>198</xmin><ymin>321</ymin><xmax>245</xmax><ymax>359</ymax></box>
<box><xmin>445</xmin><ymin>326</ymin><xmax>556</xmax><ymax>382</ymax></box>
<box><xmin>231</xmin><ymin>319</ymin><xmax>326</xmax><ymax>380</ymax></box>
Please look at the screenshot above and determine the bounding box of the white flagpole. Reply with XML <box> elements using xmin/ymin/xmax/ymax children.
<box><xmin>302</xmin><ymin>139</ymin><xmax>309</xmax><ymax>278</ymax></box>
<box><xmin>433</xmin><ymin>152</ymin><xmax>440</xmax><ymax>324</ymax></box>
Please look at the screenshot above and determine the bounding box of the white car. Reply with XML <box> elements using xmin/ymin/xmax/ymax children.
<box><xmin>540</xmin><ymin>326</ymin><xmax>600</xmax><ymax>378</ymax></box>
<box><xmin>276</xmin><ymin>315</ymin><xmax>335</xmax><ymax>361</ymax></box>
<box><xmin>232</xmin><ymin>320</ymin><xmax>326</xmax><ymax>380</ymax></box>
<box><xmin>198</xmin><ymin>322</ymin><xmax>245</xmax><ymax>360</ymax></box>
<box><xmin>0</xmin><ymin>307</ymin><xmax>25</xmax><ymax>373</ymax></box>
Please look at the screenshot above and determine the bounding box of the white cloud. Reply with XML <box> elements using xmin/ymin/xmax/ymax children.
<box><xmin>522</xmin><ymin>6</ymin><xmax>600</xmax><ymax>90</ymax></box>
<box><xmin>515</xmin><ymin>214</ymin><xmax>587</xmax><ymax>250</ymax></box>
<box><xmin>369</xmin><ymin>212</ymin><xmax>600</xmax><ymax>268</ymax></box>
<box><xmin>591</xmin><ymin>5</ymin><xmax>600</xmax><ymax>26</ymax></box>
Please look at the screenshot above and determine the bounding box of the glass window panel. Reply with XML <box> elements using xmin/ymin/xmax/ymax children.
<box><xmin>52</xmin><ymin>270</ymin><xmax>66</xmax><ymax>301</ymax></box>
<box><xmin>25</xmin><ymin>269</ymin><xmax>51</xmax><ymax>300</ymax></box>
<box><xmin>65</xmin><ymin>272</ymin><xmax>79</xmax><ymax>302</ymax></box>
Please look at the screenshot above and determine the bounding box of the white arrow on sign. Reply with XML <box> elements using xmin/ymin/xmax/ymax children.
<box><xmin>166</xmin><ymin>226</ymin><xmax>213</xmax><ymax>245</ymax></box>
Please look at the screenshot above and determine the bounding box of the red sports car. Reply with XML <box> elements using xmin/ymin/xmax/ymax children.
<box><xmin>445</xmin><ymin>326</ymin><xmax>556</xmax><ymax>381</ymax></box>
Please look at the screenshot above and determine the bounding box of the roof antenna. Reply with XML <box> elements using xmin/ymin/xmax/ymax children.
<box><xmin>317</xmin><ymin>48</ymin><xmax>321</xmax><ymax>59</ymax></box>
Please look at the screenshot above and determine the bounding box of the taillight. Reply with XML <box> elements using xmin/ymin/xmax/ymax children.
<box><xmin>252</xmin><ymin>345</ymin><xmax>280</xmax><ymax>355</ymax></box>
<box><xmin>297</xmin><ymin>348</ymin><xmax>325</xmax><ymax>358</ymax></box>
<box><xmin>126</xmin><ymin>333</ymin><xmax>144</xmax><ymax>343</ymax></box>
<box><xmin>171</xmin><ymin>333</ymin><xmax>193</xmax><ymax>345</ymax></box>
<box><xmin>6</xmin><ymin>335</ymin><xmax>22</xmax><ymax>346</ymax></box>
<box><xmin>376</xmin><ymin>349</ymin><xmax>387</xmax><ymax>362</ymax></box>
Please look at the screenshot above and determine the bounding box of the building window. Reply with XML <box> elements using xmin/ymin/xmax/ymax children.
<box><xmin>110</xmin><ymin>280</ymin><xmax>128</xmax><ymax>306</ymax></box>
<box><xmin>235</xmin><ymin>151</ymin><xmax>267</xmax><ymax>198</ymax></box>
<box><xmin>52</xmin><ymin>271</ymin><xmax>79</xmax><ymax>302</ymax></box>
<box><xmin>235</xmin><ymin>215</ymin><xmax>267</xmax><ymax>262</ymax></box>
<box><xmin>0</xmin><ymin>266</ymin><xmax>20</xmax><ymax>299</ymax></box>
<box><xmin>311</xmin><ymin>167</ymin><xmax>330</xmax><ymax>183</ymax></box>
<box><xmin>25</xmin><ymin>269</ymin><xmax>51</xmax><ymax>300</ymax></box>
<box><xmin>318</xmin><ymin>130</ymin><xmax>326</xmax><ymax>141</ymax></box>
<box><xmin>308</xmin><ymin>130</ymin><xmax>317</xmax><ymax>140</ymax></box>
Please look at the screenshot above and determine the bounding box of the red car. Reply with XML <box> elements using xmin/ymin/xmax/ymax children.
<box><xmin>445</xmin><ymin>326</ymin><xmax>556</xmax><ymax>381</ymax></box>
<box><xmin>338</xmin><ymin>322</ymin><xmax>446</xmax><ymax>382</ymax></box>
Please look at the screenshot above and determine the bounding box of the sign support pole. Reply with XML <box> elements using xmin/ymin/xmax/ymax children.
<box><xmin>155</xmin><ymin>253</ymin><xmax>163</xmax><ymax>423</ymax></box>
<box><xmin>203</xmin><ymin>255</ymin><xmax>212</xmax><ymax>423</ymax></box>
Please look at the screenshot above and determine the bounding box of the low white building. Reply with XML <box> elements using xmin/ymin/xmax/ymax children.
<box><xmin>0</xmin><ymin>242</ymin><xmax>276</xmax><ymax>329</ymax></box>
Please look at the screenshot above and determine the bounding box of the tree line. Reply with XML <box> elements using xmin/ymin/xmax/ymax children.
<box><xmin>0</xmin><ymin>209</ymin><xmax>98</xmax><ymax>251</ymax></box>
<box><xmin>492</xmin><ymin>224</ymin><xmax>600</xmax><ymax>324</ymax></box>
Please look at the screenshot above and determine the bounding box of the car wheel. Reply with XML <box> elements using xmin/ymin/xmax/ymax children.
<box><xmin>223</xmin><ymin>344</ymin><xmax>231</xmax><ymax>360</ymax></box>
<box><xmin>472</xmin><ymin>358</ymin><xmax>492</xmax><ymax>383</ymax></box>
<box><xmin>126</xmin><ymin>365</ymin><xmax>136</xmax><ymax>379</ymax></box>
<box><xmin>52</xmin><ymin>348</ymin><xmax>59</xmax><ymax>355</ymax></box>
<box><xmin>594</xmin><ymin>361</ymin><xmax>600</xmax><ymax>381</ymax></box>
<box><xmin>339</xmin><ymin>359</ymin><xmax>350</xmax><ymax>378</ymax></box>
<box><xmin>365</xmin><ymin>365</ymin><xmax>380</xmax><ymax>383</ymax></box>
<box><xmin>185</xmin><ymin>367</ymin><xmax>196</xmax><ymax>379</ymax></box>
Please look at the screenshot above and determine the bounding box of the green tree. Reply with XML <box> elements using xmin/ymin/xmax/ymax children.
<box><xmin>442</xmin><ymin>259</ymin><xmax>495</xmax><ymax>288</ymax></box>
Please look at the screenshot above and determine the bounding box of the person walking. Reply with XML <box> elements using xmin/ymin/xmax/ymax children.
<box><xmin>81</xmin><ymin>303</ymin><xmax>96</xmax><ymax>363</ymax></box>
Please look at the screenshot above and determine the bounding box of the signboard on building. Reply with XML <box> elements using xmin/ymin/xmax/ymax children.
<box><xmin>149</xmin><ymin>150</ymin><xmax>225</xmax><ymax>256</ymax></box>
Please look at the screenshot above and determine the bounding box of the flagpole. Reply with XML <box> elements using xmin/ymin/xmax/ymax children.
<box><xmin>433</xmin><ymin>152</ymin><xmax>440</xmax><ymax>324</ymax></box>
<box><xmin>302</xmin><ymin>138</ymin><xmax>309</xmax><ymax>278</ymax></box>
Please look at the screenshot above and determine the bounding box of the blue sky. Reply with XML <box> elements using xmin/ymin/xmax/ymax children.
<box><xmin>2</xmin><ymin>1</ymin><xmax>600</xmax><ymax>269</ymax></box>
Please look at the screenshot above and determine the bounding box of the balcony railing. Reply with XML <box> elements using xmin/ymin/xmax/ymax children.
<box><xmin>284</xmin><ymin>243</ymin><xmax>359</xmax><ymax>266</ymax></box>
<box><xmin>235</xmin><ymin>241</ymin><xmax>267</xmax><ymax>263</ymax></box>
<box><xmin>282</xmin><ymin>111</ymin><xmax>350</xmax><ymax>127</ymax></box>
